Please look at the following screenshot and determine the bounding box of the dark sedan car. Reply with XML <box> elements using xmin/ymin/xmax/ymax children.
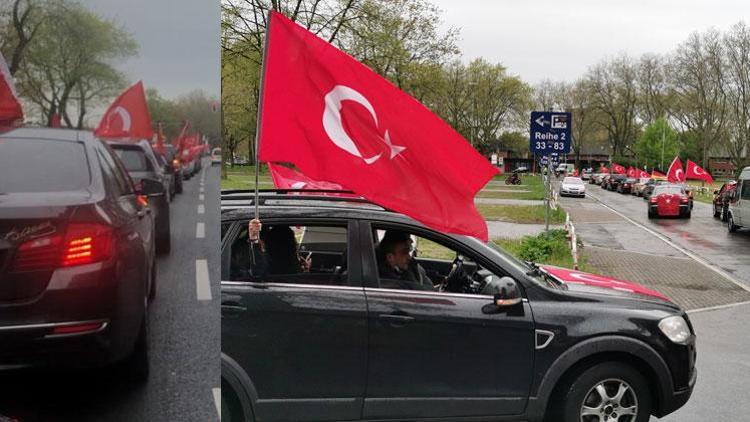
<box><xmin>618</xmin><ymin>177</ymin><xmax>637</xmax><ymax>194</ymax></box>
<box><xmin>713</xmin><ymin>181</ymin><xmax>737</xmax><ymax>221</ymax></box>
<box><xmin>606</xmin><ymin>174</ymin><xmax>627</xmax><ymax>191</ymax></box>
<box><xmin>0</xmin><ymin>128</ymin><xmax>158</xmax><ymax>381</ymax></box>
<box><xmin>106</xmin><ymin>139</ymin><xmax>171</xmax><ymax>254</ymax></box>
<box><xmin>220</xmin><ymin>191</ymin><xmax>696</xmax><ymax>422</ymax></box>
<box><xmin>159</xmin><ymin>144</ymin><xmax>183</xmax><ymax>196</ymax></box>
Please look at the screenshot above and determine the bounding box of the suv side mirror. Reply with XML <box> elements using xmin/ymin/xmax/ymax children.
<box><xmin>481</xmin><ymin>276</ymin><xmax>522</xmax><ymax>308</ymax></box>
<box><xmin>714</xmin><ymin>190</ymin><xmax>719</xmax><ymax>195</ymax></box>
<box><xmin>138</xmin><ymin>178</ymin><xmax>165</xmax><ymax>196</ymax></box>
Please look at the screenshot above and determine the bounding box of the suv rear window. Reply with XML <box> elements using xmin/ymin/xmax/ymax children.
<box><xmin>112</xmin><ymin>145</ymin><xmax>153</xmax><ymax>172</ymax></box>
<box><xmin>0</xmin><ymin>138</ymin><xmax>90</xmax><ymax>193</ymax></box>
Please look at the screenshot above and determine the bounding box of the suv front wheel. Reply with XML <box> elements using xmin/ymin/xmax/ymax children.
<box><xmin>559</xmin><ymin>362</ymin><xmax>651</xmax><ymax>422</ymax></box>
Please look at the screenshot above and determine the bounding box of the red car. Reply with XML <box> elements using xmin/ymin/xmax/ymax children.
<box><xmin>648</xmin><ymin>184</ymin><xmax>691</xmax><ymax>218</ymax></box>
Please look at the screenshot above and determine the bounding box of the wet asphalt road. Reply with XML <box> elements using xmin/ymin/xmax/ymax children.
<box><xmin>0</xmin><ymin>160</ymin><xmax>221</xmax><ymax>422</ymax></box>
<box><xmin>571</xmin><ymin>183</ymin><xmax>750</xmax><ymax>288</ymax></box>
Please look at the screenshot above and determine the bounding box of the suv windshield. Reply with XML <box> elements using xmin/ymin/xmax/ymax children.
<box><xmin>112</xmin><ymin>145</ymin><xmax>153</xmax><ymax>172</ymax></box>
<box><xmin>0</xmin><ymin>138</ymin><xmax>90</xmax><ymax>193</ymax></box>
<box><xmin>653</xmin><ymin>186</ymin><xmax>685</xmax><ymax>195</ymax></box>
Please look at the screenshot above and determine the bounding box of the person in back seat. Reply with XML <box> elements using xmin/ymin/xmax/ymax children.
<box><xmin>248</xmin><ymin>219</ymin><xmax>311</xmax><ymax>276</ymax></box>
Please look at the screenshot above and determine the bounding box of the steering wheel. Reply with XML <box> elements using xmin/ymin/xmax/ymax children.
<box><xmin>440</xmin><ymin>255</ymin><xmax>466</xmax><ymax>292</ymax></box>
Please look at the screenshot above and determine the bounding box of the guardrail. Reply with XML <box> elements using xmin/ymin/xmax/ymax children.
<box><xmin>564</xmin><ymin>212</ymin><xmax>579</xmax><ymax>270</ymax></box>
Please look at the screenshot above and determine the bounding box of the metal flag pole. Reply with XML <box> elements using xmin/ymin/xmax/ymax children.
<box><xmin>249</xmin><ymin>9</ymin><xmax>274</xmax><ymax>265</ymax></box>
<box><xmin>253</xmin><ymin>9</ymin><xmax>273</xmax><ymax>221</ymax></box>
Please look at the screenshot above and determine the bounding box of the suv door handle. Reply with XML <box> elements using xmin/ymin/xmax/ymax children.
<box><xmin>378</xmin><ymin>313</ymin><xmax>415</xmax><ymax>327</ymax></box>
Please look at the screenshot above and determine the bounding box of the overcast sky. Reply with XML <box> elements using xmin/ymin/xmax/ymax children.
<box><xmin>431</xmin><ymin>0</ymin><xmax>750</xmax><ymax>84</ymax></box>
<box><xmin>81</xmin><ymin>0</ymin><xmax>219</xmax><ymax>100</ymax></box>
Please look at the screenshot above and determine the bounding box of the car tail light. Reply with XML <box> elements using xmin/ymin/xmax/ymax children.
<box><xmin>137</xmin><ymin>194</ymin><xmax>149</xmax><ymax>207</ymax></box>
<box><xmin>13</xmin><ymin>234</ymin><xmax>64</xmax><ymax>271</ymax></box>
<box><xmin>650</xmin><ymin>197</ymin><xmax>658</xmax><ymax>203</ymax></box>
<box><xmin>681</xmin><ymin>196</ymin><xmax>689</xmax><ymax>203</ymax></box>
<box><xmin>12</xmin><ymin>223</ymin><xmax>113</xmax><ymax>271</ymax></box>
<box><xmin>50</xmin><ymin>321</ymin><xmax>107</xmax><ymax>336</ymax></box>
<box><xmin>172</xmin><ymin>158</ymin><xmax>181</xmax><ymax>169</ymax></box>
<box><xmin>61</xmin><ymin>223</ymin><xmax>113</xmax><ymax>267</ymax></box>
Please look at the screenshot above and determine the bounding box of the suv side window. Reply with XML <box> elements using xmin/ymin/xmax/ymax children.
<box><xmin>229</xmin><ymin>221</ymin><xmax>349</xmax><ymax>286</ymax></box>
<box><xmin>742</xmin><ymin>180</ymin><xmax>750</xmax><ymax>200</ymax></box>
<box><xmin>371</xmin><ymin>225</ymin><xmax>509</xmax><ymax>294</ymax></box>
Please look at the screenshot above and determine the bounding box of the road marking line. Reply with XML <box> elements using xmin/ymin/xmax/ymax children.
<box><xmin>212</xmin><ymin>387</ymin><xmax>221</xmax><ymax>419</ymax></box>
<box><xmin>196</xmin><ymin>222</ymin><xmax>205</xmax><ymax>239</ymax></box>
<box><xmin>196</xmin><ymin>259</ymin><xmax>212</xmax><ymax>300</ymax></box>
<box><xmin>586</xmin><ymin>191</ymin><xmax>750</xmax><ymax>293</ymax></box>
<box><xmin>198</xmin><ymin>204</ymin><xmax>205</xmax><ymax>214</ymax></box>
<box><xmin>688</xmin><ymin>300</ymin><xmax>750</xmax><ymax>315</ymax></box>
<box><xmin>199</xmin><ymin>194</ymin><xmax>205</xmax><ymax>201</ymax></box>
<box><xmin>200</xmin><ymin>186</ymin><xmax>204</xmax><ymax>193</ymax></box>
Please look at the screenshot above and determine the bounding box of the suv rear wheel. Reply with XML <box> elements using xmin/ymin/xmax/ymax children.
<box><xmin>728</xmin><ymin>213</ymin><xmax>739</xmax><ymax>233</ymax></box>
<box><xmin>558</xmin><ymin>362</ymin><xmax>651</xmax><ymax>422</ymax></box>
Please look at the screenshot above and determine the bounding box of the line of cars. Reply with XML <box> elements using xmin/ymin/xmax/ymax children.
<box><xmin>0</xmin><ymin>127</ymin><xmax>203</xmax><ymax>382</ymax></box>
<box><xmin>589</xmin><ymin>172</ymin><xmax>694</xmax><ymax>219</ymax></box>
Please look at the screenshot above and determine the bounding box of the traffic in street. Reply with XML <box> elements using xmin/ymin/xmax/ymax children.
<box><xmin>0</xmin><ymin>158</ymin><xmax>220</xmax><ymax>422</ymax></box>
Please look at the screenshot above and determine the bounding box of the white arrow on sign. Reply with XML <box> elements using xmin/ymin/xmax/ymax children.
<box><xmin>535</xmin><ymin>116</ymin><xmax>549</xmax><ymax>127</ymax></box>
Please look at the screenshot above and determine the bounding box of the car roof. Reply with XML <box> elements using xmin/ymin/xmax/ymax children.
<box><xmin>0</xmin><ymin>126</ymin><xmax>96</xmax><ymax>142</ymax></box>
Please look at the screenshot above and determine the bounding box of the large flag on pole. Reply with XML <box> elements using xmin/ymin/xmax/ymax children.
<box><xmin>611</xmin><ymin>163</ymin><xmax>626</xmax><ymax>174</ymax></box>
<box><xmin>0</xmin><ymin>52</ymin><xmax>23</xmax><ymax>127</ymax></box>
<box><xmin>685</xmin><ymin>159</ymin><xmax>713</xmax><ymax>184</ymax></box>
<box><xmin>95</xmin><ymin>81</ymin><xmax>153</xmax><ymax>140</ymax></box>
<box><xmin>257</xmin><ymin>11</ymin><xmax>498</xmax><ymax>240</ymax></box>
<box><xmin>666</xmin><ymin>156</ymin><xmax>686</xmax><ymax>183</ymax></box>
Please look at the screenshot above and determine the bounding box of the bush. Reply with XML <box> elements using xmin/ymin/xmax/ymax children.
<box><xmin>516</xmin><ymin>229</ymin><xmax>570</xmax><ymax>262</ymax></box>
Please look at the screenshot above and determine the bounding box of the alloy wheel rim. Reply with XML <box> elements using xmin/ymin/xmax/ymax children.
<box><xmin>580</xmin><ymin>378</ymin><xmax>638</xmax><ymax>422</ymax></box>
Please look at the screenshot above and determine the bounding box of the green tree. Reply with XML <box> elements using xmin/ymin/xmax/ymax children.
<box><xmin>16</xmin><ymin>1</ymin><xmax>137</xmax><ymax>126</ymax></box>
<box><xmin>634</xmin><ymin>118</ymin><xmax>679</xmax><ymax>170</ymax></box>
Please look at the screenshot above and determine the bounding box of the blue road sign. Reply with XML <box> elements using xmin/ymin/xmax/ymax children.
<box><xmin>530</xmin><ymin>111</ymin><xmax>571</xmax><ymax>155</ymax></box>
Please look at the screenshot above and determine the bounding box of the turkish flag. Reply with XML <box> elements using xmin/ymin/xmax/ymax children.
<box><xmin>685</xmin><ymin>159</ymin><xmax>713</xmax><ymax>184</ymax></box>
<box><xmin>268</xmin><ymin>163</ymin><xmax>344</xmax><ymax>190</ymax></box>
<box><xmin>258</xmin><ymin>12</ymin><xmax>497</xmax><ymax>240</ymax></box>
<box><xmin>572</xmin><ymin>168</ymin><xmax>579</xmax><ymax>177</ymax></box>
<box><xmin>95</xmin><ymin>81</ymin><xmax>153</xmax><ymax>140</ymax></box>
<box><xmin>638</xmin><ymin>169</ymin><xmax>651</xmax><ymax>178</ymax></box>
<box><xmin>0</xmin><ymin>52</ymin><xmax>23</xmax><ymax>127</ymax></box>
<box><xmin>612</xmin><ymin>163</ymin><xmax>626</xmax><ymax>174</ymax></box>
<box><xmin>652</xmin><ymin>170</ymin><xmax>666</xmax><ymax>178</ymax></box>
<box><xmin>666</xmin><ymin>156</ymin><xmax>685</xmax><ymax>183</ymax></box>
<box><xmin>626</xmin><ymin>167</ymin><xmax>636</xmax><ymax>177</ymax></box>
<box><xmin>599</xmin><ymin>166</ymin><xmax>610</xmax><ymax>173</ymax></box>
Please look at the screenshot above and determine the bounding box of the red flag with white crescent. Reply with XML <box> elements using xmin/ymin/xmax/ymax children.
<box><xmin>95</xmin><ymin>81</ymin><xmax>153</xmax><ymax>140</ymax></box>
<box><xmin>258</xmin><ymin>11</ymin><xmax>497</xmax><ymax>240</ymax></box>
<box><xmin>626</xmin><ymin>167</ymin><xmax>636</xmax><ymax>177</ymax></box>
<box><xmin>652</xmin><ymin>170</ymin><xmax>666</xmax><ymax>178</ymax></box>
<box><xmin>666</xmin><ymin>156</ymin><xmax>685</xmax><ymax>183</ymax></box>
<box><xmin>599</xmin><ymin>166</ymin><xmax>610</xmax><ymax>173</ymax></box>
<box><xmin>0</xmin><ymin>52</ymin><xmax>23</xmax><ymax>127</ymax></box>
<box><xmin>268</xmin><ymin>163</ymin><xmax>344</xmax><ymax>190</ymax></box>
<box><xmin>685</xmin><ymin>159</ymin><xmax>713</xmax><ymax>184</ymax></box>
<box><xmin>638</xmin><ymin>169</ymin><xmax>651</xmax><ymax>178</ymax></box>
<box><xmin>611</xmin><ymin>163</ymin><xmax>626</xmax><ymax>174</ymax></box>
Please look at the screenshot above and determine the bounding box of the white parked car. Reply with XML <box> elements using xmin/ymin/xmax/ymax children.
<box><xmin>727</xmin><ymin>166</ymin><xmax>750</xmax><ymax>232</ymax></box>
<box><xmin>211</xmin><ymin>147</ymin><xmax>222</xmax><ymax>165</ymax></box>
<box><xmin>560</xmin><ymin>176</ymin><xmax>586</xmax><ymax>197</ymax></box>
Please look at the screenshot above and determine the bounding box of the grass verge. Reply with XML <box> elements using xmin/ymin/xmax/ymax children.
<box><xmin>477</xmin><ymin>204</ymin><xmax>565</xmax><ymax>224</ymax></box>
<box><xmin>494</xmin><ymin>230</ymin><xmax>587</xmax><ymax>271</ymax></box>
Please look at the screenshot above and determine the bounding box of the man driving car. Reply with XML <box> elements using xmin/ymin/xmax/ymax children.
<box><xmin>376</xmin><ymin>230</ymin><xmax>435</xmax><ymax>291</ymax></box>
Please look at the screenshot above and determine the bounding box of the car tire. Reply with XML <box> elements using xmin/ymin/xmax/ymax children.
<box><xmin>222</xmin><ymin>381</ymin><xmax>254</xmax><ymax>422</ymax></box>
<box><xmin>684</xmin><ymin>210</ymin><xmax>691</xmax><ymax>219</ymax></box>
<box><xmin>122</xmin><ymin>304</ymin><xmax>149</xmax><ymax>383</ymax></box>
<box><xmin>721</xmin><ymin>205</ymin><xmax>728</xmax><ymax>222</ymax></box>
<box><xmin>728</xmin><ymin>213</ymin><xmax>739</xmax><ymax>233</ymax></box>
<box><xmin>175</xmin><ymin>178</ymin><xmax>183</xmax><ymax>194</ymax></box>
<box><xmin>148</xmin><ymin>259</ymin><xmax>157</xmax><ymax>302</ymax></box>
<box><xmin>714</xmin><ymin>205</ymin><xmax>721</xmax><ymax>218</ymax></box>
<box><xmin>156</xmin><ymin>207</ymin><xmax>171</xmax><ymax>255</ymax></box>
<box><xmin>648</xmin><ymin>210</ymin><xmax>655</xmax><ymax>219</ymax></box>
<box><xmin>557</xmin><ymin>362</ymin><xmax>651</xmax><ymax>422</ymax></box>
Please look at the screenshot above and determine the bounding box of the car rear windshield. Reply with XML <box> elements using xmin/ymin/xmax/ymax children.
<box><xmin>0</xmin><ymin>138</ymin><xmax>90</xmax><ymax>193</ymax></box>
<box><xmin>563</xmin><ymin>177</ymin><xmax>583</xmax><ymax>184</ymax></box>
<box><xmin>653</xmin><ymin>186</ymin><xmax>685</xmax><ymax>195</ymax></box>
<box><xmin>112</xmin><ymin>145</ymin><xmax>153</xmax><ymax>172</ymax></box>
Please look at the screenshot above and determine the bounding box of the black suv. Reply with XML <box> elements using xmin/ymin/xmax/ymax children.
<box><xmin>0</xmin><ymin>128</ymin><xmax>158</xmax><ymax>380</ymax></box>
<box><xmin>106</xmin><ymin>139</ymin><xmax>172</xmax><ymax>254</ymax></box>
<box><xmin>220</xmin><ymin>191</ymin><xmax>696</xmax><ymax>422</ymax></box>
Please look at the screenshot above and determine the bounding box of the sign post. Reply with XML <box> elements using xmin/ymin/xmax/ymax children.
<box><xmin>530</xmin><ymin>111</ymin><xmax>571</xmax><ymax>233</ymax></box>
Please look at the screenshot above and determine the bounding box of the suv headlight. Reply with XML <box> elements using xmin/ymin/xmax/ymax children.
<box><xmin>658</xmin><ymin>316</ymin><xmax>691</xmax><ymax>344</ymax></box>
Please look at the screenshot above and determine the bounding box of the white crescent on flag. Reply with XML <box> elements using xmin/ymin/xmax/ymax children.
<box><xmin>322</xmin><ymin>85</ymin><xmax>405</xmax><ymax>165</ymax></box>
